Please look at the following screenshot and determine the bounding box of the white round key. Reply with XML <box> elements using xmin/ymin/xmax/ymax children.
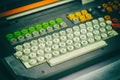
<box><xmin>80</xmin><ymin>35</ymin><xmax>87</xmax><ymax>40</ymax></box>
<box><xmin>86</xmin><ymin>21</ymin><xmax>92</xmax><ymax>26</ymax></box>
<box><xmin>73</xmin><ymin>26</ymin><xmax>80</xmax><ymax>31</ymax></box>
<box><xmin>29</xmin><ymin>59</ymin><xmax>37</xmax><ymax>66</ymax></box>
<box><xmin>93</xmin><ymin>30</ymin><xmax>100</xmax><ymax>35</ymax></box>
<box><xmin>23</xmin><ymin>49</ymin><xmax>30</xmax><ymax>55</ymax></box>
<box><xmin>60</xmin><ymin>48</ymin><xmax>67</xmax><ymax>54</ymax></box>
<box><xmin>29</xmin><ymin>53</ymin><xmax>37</xmax><ymax>59</ymax></box>
<box><xmin>37</xmin><ymin>56</ymin><xmax>45</xmax><ymax>63</ymax></box>
<box><xmin>87</xmin><ymin>27</ymin><xmax>93</xmax><ymax>32</ymax></box>
<box><xmin>73</xmin><ymin>37</ymin><xmax>80</xmax><ymax>43</ymax></box>
<box><xmin>59</xmin><ymin>30</ymin><xmax>66</xmax><ymax>36</ymax></box>
<box><xmin>38</xmin><ymin>37</ymin><xmax>45</xmax><ymax>43</ymax></box>
<box><xmin>74</xmin><ymin>31</ymin><xmax>80</xmax><ymax>37</ymax></box>
<box><xmin>46</xmin><ymin>41</ymin><xmax>53</xmax><ymax>46</ymax></box>
<box><xmin>67</xmin><ymin>46</ymin><xmax>74</xmax><ymax>51</ymax></box>
<box><xmin>94</xmin><ymin>25</ymin><xmax>100</xmax><ymax>29</ymax></box>
<box><xmin>38</xmin><ymin>43</ymin><xmax>45</xmax><ymax>49</ymax></box>
<box><xmin>88</xmin><ymin>38</ymin><xmax>95</xmax><ymax>43</ymax></box>
<box><xmin>106</xmin><ymin>20</ymin><xmax>112</xmax><ymax>25</ymax></box>
<box><xmin>100</xmin><ymin>28</ymin><xmax>106</xmax><ymax>33</ymax></box>
<box><xmin>15</xmin><ymin>45</ymin><xmax>23</xmax><ymax>51</ymax></box>
<box><xmin>23</xmin><ymin>42</ymin><xmax>31</xmax><ymax>48</ymax></box>
<box><xmin>52</xmin><ymin>44</ymin><xmax>59</xmax><ymax>50</ymax></box>
<box><xmin>44</xmin><ymin>47</ymin><xmax>52</xmax><ymax>53</ymax></box>
<box><xmin>60</xmin><ymin>36</ymin><xmax>67</xmax><ymax>42</ymax></box>
<box><xmin>37</xmin><ymin>50</ymin><xmax>44</xmax><ymax>56</ymax></box>
<box><xmin>59</xmin><ymin>42</ymin><xmax>66</xmax><ymax>48</ymax></box>
<box><xmin>101</xmin><ymin>33</ymin><xmax>108</xmax><ymax>39</ymax></box>
<box><xmin>52</xmin><ymin>51</ymin><xmax>60</xmax><ymax>57</ymax></box>
<box><xmin>31</xmin><ymin>46</ymin><xmax>38</xmax><ymax>52</ymax></box>
<box><xmin>98</xmin><ymin>17</ymin><xmax>105</xmax><ymax>22</ymax></box>
<box><xmin>95</xmin><ymin>36</ymin><xmax>101</xmax><ymax>41</ymax></box>
<box><xmin>67</xmin><ymin>34</ymin><xmax>74</xmax><ymax>39</ymax></box>
<box><xmin>106</xmin><ymin>26</ymin><xmax>112</xmax><ymax>30</ymax></box>
<box><xmin>45</xmin><ymin>35</ymin><xmax>52</xmax><ymax>41</ymax></box>
<box><xmin>81</xmin><ymin>40</ymin><xmax>88</xmax><ymax>46</ymax></box>
<box><xmin>52</xmin><ymin>33</ymin><xmax>59</xmax><ymax>38</ymax></box>
<box><xmin>53</xmin><ymin>38</ymin><xmax>60</xmax><ymax>44</ymax></box>
<box><xmin>45</xmin><ymin>54</ymin><xmax>52</xmax><ymax>59</ymax></box>
<box><xmin>87</xmin><ymin>33</ymin><xmax>93</xmax><ymax>37</ymax></box>
<box><xmin>21</xmin><ymin>55</ymin><xmax>29</xmax><ymax>62</ymax></box>
<box><xmin>31</xmin><ymin>40</ymin><xmax>38</xmax><ymax>46</ymax></box>
<box><xmin>74</xmin><ymin>43</ymin><xmax>81</xmax><ymax>49</ymax></box>
<box><xmin>100</xmin><ymin>22</ymin><xmax>106</xmax><ymax>27</ymax></box>
<box><xmin>66</xmin><ymin>28</ymin><xmax>73</xmax><ymax>33</ymax></box>
<box><xmin>14</xmin><ymin>51</ymin><xmax>23</xmax><ymax>58</ymax></box>
<box><xmin>80</xmin><ymin>29</ymin><xmax>87</xmax><ymax>34</ymax></box>
<box><xmin>66</xmin><ymin>40</ymin><xmax>73</xmax><ymax>45</ymax></box>
<box><xmin>79</xmin><ymin>24</ymin><xmax>86</xmax><ymax>29</ymax></box>
<box><xmin>92</xmin><ymin>19</ymin><xmax>98</xmax><ymax>24</ymax></box>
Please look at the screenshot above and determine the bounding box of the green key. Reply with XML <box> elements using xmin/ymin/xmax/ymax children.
<box><xmin>6</xmin><ymin>34</ymin><xmax>14</xmax><ymax>40</ymax></box>
<box><xmin>14</xmin><ymin>31</ymin><xmax>21</xmax><ymax>38</ymax></box>
<box><xmin>42</xmin><ymin>22</ymin><xmax>49</xmax><ymax>29</ymax></box>
<box><xmin>56</xmin><ymin>18</ymin><xmax>63</xmax><ymax>24</ymax></box>
<box><xmin>35</xmin><ymin>24</ymin><xmax>42</xmax><ymax>31</ymax></box>
<box><xmin>29</xmin><ymin>26</ymin><xmax>36</xmax><ymax>33</ymax></box>
<box><xmin>49</xmin><ymin>20</ymin><xmax>56</xmax><ymax>26</ymax></box>
<box><xmin>21</xmin><ymin>29</ymin><xmax>29</xmax><ymax>35</ymax></box>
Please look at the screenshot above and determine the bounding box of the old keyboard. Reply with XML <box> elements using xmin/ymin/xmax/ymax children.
<box><xmin>12</xmin><ymin>17</ymin><xmax>118</xmax><ymax>68</ymax></box>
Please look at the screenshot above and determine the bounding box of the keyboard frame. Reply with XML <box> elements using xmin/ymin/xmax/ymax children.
<box><xmin>0</xmin><ymin>0</ymin><xmax>120</xmax><ymax>80</ymax></box>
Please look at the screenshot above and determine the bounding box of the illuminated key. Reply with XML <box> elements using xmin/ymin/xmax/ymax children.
<box><xmin>67</xmin><ymin>13</ymin><xmax>76</xmax><ymax>20</ymax></box>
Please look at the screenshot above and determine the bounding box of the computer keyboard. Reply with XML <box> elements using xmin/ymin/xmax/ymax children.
<box><xmin>12</xmin><ymin>17</ymin><xmax>118</xmax><ymax>68</ymax></box>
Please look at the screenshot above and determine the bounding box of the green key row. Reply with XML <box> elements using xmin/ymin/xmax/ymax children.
<box><xmin>6</xmin><ymin>18</ymin><xmax>63</xmax><ymax>40</ymax></box>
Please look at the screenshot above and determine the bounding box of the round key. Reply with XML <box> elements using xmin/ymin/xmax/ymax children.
<box><xmin>33</xmin><ymin>31</ymin><xmax>40</xmax><ymax>37</ymax></box>
<box><xmin>106</xmin><ymin>26</ymin><xmax>112</xmax><ymax>30</ymax></box>
<box><xmin>67</xmin><ymin>34</ymin><xmax>74</xmax><ymax>39</ymax></box>
<box><xmin>38</xmin><ymin>37</ymin><xmax>45</xmax><ymax>43</ymax></box>
<box><xmin>95</xmin><ymin>36</ymin><xmax>101</xmax><ymax>41</ymax></box>
<box><xmin>31</xmin><ymin>40</ymin><xmax>38</xmax><ymax>46</ymax></box>
<box><xmin>60</xmin><ymin>22</ymin><xmax>67</xmax><ymax>28</ymax></box>
<box><xmin>107</xmin><ymin>31</ymin><xmax>116</xmax><ymax>36</ymax></box>
<box><xmin>23</xmin><ymin>49</ymin><xmax>30</xmax><ymax>55</ymax></box>
<box><xmin>94</xmin><ymin>25</ymin><xmax>100</xmax><ymax>29</ymax></box>
<box><xmin>23</xmin><ymin>42</ymin><xmax>30</xmax><ymax>48</ymax></box>
<box><xmin>66</xmin><ymin>40</ymin><xmax>73</xmax><ymax>45</ymax></box>
<box><xmin>20</xmin><ymin>55</ymin><xmax>29</xmax><ymax>62</ymax></box>
<box><xmin>52</xmin><ymin>51</ymin><xmax>60</xmax><ymax>57</ymax></box>
<box><xmin>46</xmin><ymin>41</ymin><xmax>53</xmax><ymax>46</ymax></box>
<box><xmin>60</xmin><ymin>36</ymin><xmax>67</xmax><ymax>42</ymax></box>
<box><xmin>73</xmin><ymin>26</ymin><xmax>80</xmax><ymax>31</ymax></box>
<box><xmin>73</xmin><ymin>37</ymin><xmax>80</xmax><ymax>43</ymax></box>
<box><xmin>37</xmin><ymin>50</ymin><xmax>44</xmax><ymax>56</ymax></box>
<box><xmin>87</xmin><ymin>27</ymin><xmax>93</xmax><ymax>32</ymax></box>
<box><xmin>25</xmin><ymin>33</ymin><xmax>32</xmax><ymax>39</ymax></box>
<box><xmin>40</xmin><ymin>29</ymin><xmax>47</xmax><ymax>35</ymax></box>
<box><xmin>81</xmin><ymin>40</ymin><xmax>88</xmax><ymax>46</ymax></box>
<box><xmin>53</xmin><ymin>38</ymin><xmax>60</xmax><ymax>44</ymax></box>
<box><xmin>53</xmin><ymin>24</ymin><xmax>60</xmax><ymax>30</ymax></box>
<box><xmin>29</xmin><ymin>53</ymin><xmax>36</xmax><ymax>59</ymax></box>
<box><xmin>106</xmin><ymin>20</ymin><xmax>112</xmax><ymax>25</ymax></box>
<box><xmin>67</xmin><ymin>46</ymin><xmax>74</xmax><ymax>51</ymax></box>
<box><xmin>15</xmin><ymin>45</ymin><xmax>23</xmax><ymax>51</ymax></box>
<box><xmin>45</xmin><ymin>35</ymin><xmax>52</xmax><ymax>41</ymax></box>
<box><xmin>92</xmin><ymin>19</ymin><xmax>98</xmax><ymax>24</ymax></box>
<box><xmin>100</xmin><ymin>22</ymin><xmax>106</xmax><ymax>27</ymax></box>
<box><xmin>79</xmin><ymin>24</ymin><xmax>86</xmax><ymax>29</ymax></box>
<box><xmin>88</xmin><ymin>38</ymin><xmax>95</xmax><ymax>43</ymax></box>
<box><xmin>47</xmin><ymin>26</ymin><xmax>53</xmax><ymax>32</ymax></box>
<box><xmin>59</xmin><ymin>42</ymin><xmax>66</xmax><ymax>48</ymax></box>
<box><xmin>29</xmin><ymin>59</ymin><xmax>37</xmax><ymax>66</ymax></box>
<box><xmin>74</xmin><ymin>43</ymin><xmax>81</xmax><ymax>49</ymax></box>
<box><xmin>45</xmin><ymin>54</ymin><xmax>52</xmax><ymax>59</ymax></box>
<box><xmin>80</xmin><ymin>29</ymin><xmax>87</xmax><ymax>34</ymax></box>
<box><xmin>52</xmin><ymin>33</ymin><xmax>59</xmax><ymax>38</ymax></box>
<box><xmin>87</xmin><ymin>33</ymin><xmax>93</xmax><ymax>37</ymax></box>
<box><xmin>86</xmin><ymin>21</ymin><xmax>92</xmax><ymax>26</ymax></box>
<box><xmin>38</xmin><ymin>43</ymin><xmax>45</xmax><ymax>49</ymax></box>
<box><xmin>66</xmin><ymin>28</ymin><xmax>73</xmax><ymax>33</ymax></box>
<box><xmin>21</xmin><ymin>29</ymin><xmax>28</xmax><ymax>35</ymax></box>
<box><xmin>74</xmin><ymin>31</ymin><xmax>80</xmax><ymax>37</ymax></box>
<box><xmin>101</xmin><ymin>33</ymin><xmax>108</xmax><ymax>39</ymax></box>
<box><xmin>59</xmin><ymin>30</ymin><xmax>66</xmax><ymax>36</ymax></box>
<box><xmin>44</xmin><ymin>47</ymin><xmax>51</xmax><ymax>53</ymax></box>
<box><xmin>60</xmin><ymin>48</ymin><xmax>67</xmax><ymax>54</ymax></box>
<box><xmin>98</xmin><ymin>17</ymin><xmax>105</xmax><ymax>22</ymax></box>
<box><xmin>100</xmin><ymin>28</ymin><xmax>106</xmax><ymax>33</ymax></box>
<box><xmin>37</xmin><ymin>56</ymin><xmax>45</xmax><ymax>63</ymax></box>
<box><xmin>93</xmin><ymin>30</ymin><xmax>100</xmax><ymax>35</ymax></box>
<box><xmin>18</xmin><ymin>36</ymin><xmax>25</xmax><ymax>42</ymax></box>
<box><xmin>80</xmin><ymin>35</ymin><xmax>87</xmax><ymax>40</ymax></box>
<box><xmin>52</xmin><ymin>44</ymin><xmax>59</xmax><ymax>50</ymax></box>
<box><xmin>14</xmin><ymin>51</ymin><xmax>23</xmax><ymax>58</ymax></box>
<box><xmin>10</xmin><ymin>38</ymin><xmax>18</xmax><ymax>44</ymax></box>
<box><xmin>31</xmin><ymin>46</ymin><xmax>38</xmax><ymax>52</ymax></box>
<box><xmin>73</xmin><ymin>18</ymin><xmax>80</xmax><ymax>24</ymax></box>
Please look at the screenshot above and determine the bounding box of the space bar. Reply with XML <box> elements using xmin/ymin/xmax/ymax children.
<box><xmin>47</xmin><ymin>41</ymin><xmax>107</xmax><ymax>66</ymax></box>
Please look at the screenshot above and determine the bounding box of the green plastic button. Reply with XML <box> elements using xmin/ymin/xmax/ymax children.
<box><xmin>14</xmin><ymin>31</ymin><xmax>21</xmax><ymax>38</ymax></box>
<box><xmin>49</xmin><ymin>20</ymin><xmax>56</xmax><ymax>26</ymax></box>
<box><xmin>35</xmin><ymin>24</ymin><xmax>43</xmax><ymax>31</ymax></box>
<box><xmin>21</xmin><ymin>29</ymin><xmax>29</xmax><ymax>35</ymax></box>
<box><xmin>56</xmin><ymin>18</ymin><xmax>63</xmax><ymax>24</ymax></box>
<box><xmin>29</xmin><ymin>27</ymin><xmax>36</xmax><ymax>33</ymax></box>
<box><xmin>42</xmin><ymin>22</ymin><xmax>49</xmax><ymax>29</ymax></box>
<box><xmin>6</xmin><ymin>34</ymin><xmax>14</xmax><ymax>40</ymax></box>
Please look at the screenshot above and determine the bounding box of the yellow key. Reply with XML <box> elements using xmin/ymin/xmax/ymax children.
<box><xmin>104</xmin><ymin>15</ymin><xmax>111</xmax><ymax>20</ymax></box>
<box><xmin>75</xmin><ymin>12</ymin><xmax>82</xmax><ymax>17</ymax></box>
<box><xmin>81</xmin><ymin>10</ymin><xmax>88</xmax><ymax>15</ymax></box>
<box><xmin>102</xmin><ymin>3</ymin><xmax>108</xmax><ymax>9</ymax></box>
<box><xmin>85</xmin><ymin>13</ymin><xmax>93</xmax><ymax>20</ymax></box>
<box><xmin>67</xmin><ymin>13</ymin><xmax>75</xmax><ymax>20</ymax></box>
<box><xmin>79</xmin><ymin>16</ymin><xmax>86</xmax><ymax>22</ymax></box>
<box><xmin>106</xmin><ymin>7</ymin><xmax>113</xmax><ymax>12</ymax></box>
